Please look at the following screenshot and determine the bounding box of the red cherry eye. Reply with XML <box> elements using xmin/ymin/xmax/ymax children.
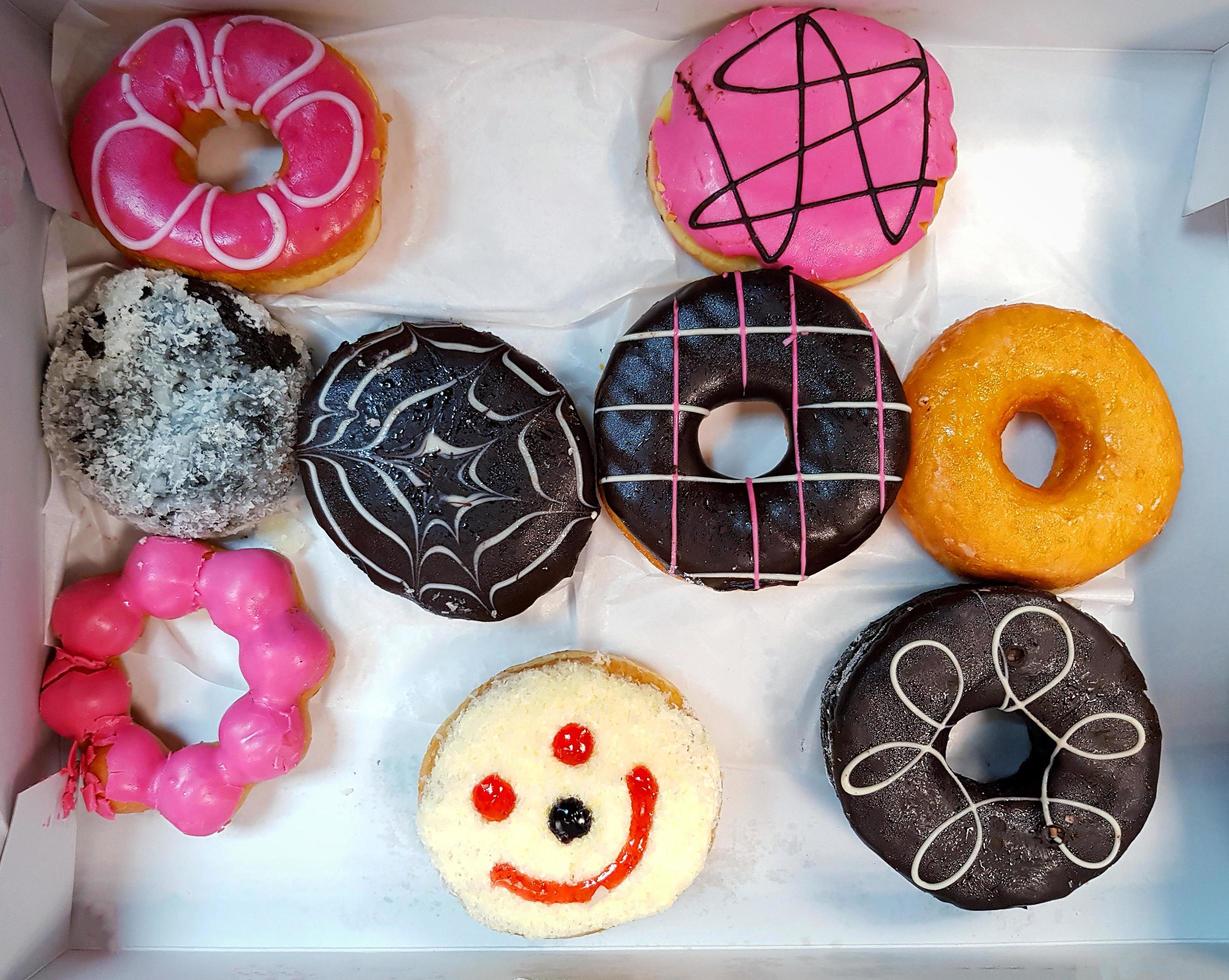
<box><xmin>552</xmin><ymin>723</ymin><xmax>594</xmax><ymax>766</ymax></box>
<box><xmin>472</xmin><ymin>774</ymin><xmax>516</xmax><ymax>821</ymax></box>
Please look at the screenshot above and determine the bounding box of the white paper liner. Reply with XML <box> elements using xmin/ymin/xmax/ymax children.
<box><xmin>43</xmin><ymin>3</ymin><xmax>1141</xmax><ymax>950</ymax></box>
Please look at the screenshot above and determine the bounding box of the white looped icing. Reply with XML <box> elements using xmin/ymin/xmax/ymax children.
<box><xmin>90</xmin><ymin>15</ymin><xmax>365</xmax><ymax>271</ymax></box>
<box><xmin>839</xmin><ymin>604</ymin><xmax>1147</xmax><ymax>891</ymax></box>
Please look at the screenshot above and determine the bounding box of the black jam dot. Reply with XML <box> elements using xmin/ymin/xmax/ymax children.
<box><xmin>548</xmin><ymin>797</ymin><xmax>592</xmax><ymax>844</ymax></box>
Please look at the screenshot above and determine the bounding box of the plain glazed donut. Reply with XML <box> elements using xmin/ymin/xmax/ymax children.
<box><xmin>417</xmin><ymin>652</ymin><xmax>721</xmax><ymax>937</ymax></box>
<box><xmin>70</xmin><ymin>14</ymin><xmax>387</xmax><ymax>293</ymax></box>
<box><xmin>648</xmin><ymin>6</ymin><xmax>957</xmax><ymax>287</ymax></box>
<box><xmin>38</xmin><ymin>536</ymin><xmax>332</xmax><ymax>836</ymax></box>
<box><xmin>898</xmin><ymin>304</ymin><xmax>1182</xmax><ymax>589</ymax></box>
<box><xmin>821</xmin><ymin>585</ymin><xmax>1161</xmax><ymax>910</ymax></box>
<box><xmin>595</xmin><ymin>270</ymin><xmax>909</xmax><ymax>590</ymax></box>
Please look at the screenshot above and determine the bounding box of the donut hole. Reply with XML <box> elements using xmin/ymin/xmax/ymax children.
<box><xmin>698</xmin><ymin>400</ymin><xmax>789</xmax><ymax>479</ymax></box>
<box><xmin>1000</xmin><ymin>412</ymin><xmax>1058</xmax><ymax>488</ymax></box>
<box><xmin>945</xmin><ymin>709</ymin><xmax>1033</xmax><ymax>784</ymax></box>
<box><xmin>194</xmin><ymin>115</ymin><xmax>286</xmax><ymax>193</ymax></box>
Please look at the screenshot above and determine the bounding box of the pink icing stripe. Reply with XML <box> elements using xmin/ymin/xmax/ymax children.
<box><xmin>868</xmin><ymin>320</ymin><xmax>887</xmax><ymax>512</ymax></box>
<box><xmin>734</xmin><ymin>269</ymin><xmax>748</xmax><ymax>391</ymax></box>
<box><xmin>745</xmin><ymin>477</ymin><xmax>761</xmax><ymax>590</ymax></box>
<box><xmin>669</xmin><ymin>299</ymin><xmax>681</xmax><ymax>576</ymax></box>
<box><xmin>788</xmin><ymin>274</ymin><xmax>807</xmax><ymax>581</ymax></box>
<box><xmin>39</xmin><ymin>536</ymin><xmax>331</xmax><ymax>836</ymax></box>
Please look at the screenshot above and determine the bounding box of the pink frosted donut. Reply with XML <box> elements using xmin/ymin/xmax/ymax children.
<box><xmin>649</xmin><ymin>7</ymin><xmax>957</xmax><ymax>287</ymax></box>
<box><xmin>39</xmin><ymin>537</ymin><xmax>332</xmax><ymax>836</ymax></box>
<box><xmin>70</xmin><ymin>14</ymin><xmax>388</xmax><ymax>293</ymax></box>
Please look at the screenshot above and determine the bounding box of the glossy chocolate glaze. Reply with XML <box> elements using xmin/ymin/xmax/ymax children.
<box><xmin>594</xmin><ymin>270</ymin><xmax>908</xmax><ymax>589</ymax></box>
<box><xmin>297</xmin><ymin>323</ymin><xmax>597</xmax><ymax>621</ymax></box>
<box><xmin>821</xmin><ymin>585</ymin><xmax>1162</xmax><ymax>910</ymax></box>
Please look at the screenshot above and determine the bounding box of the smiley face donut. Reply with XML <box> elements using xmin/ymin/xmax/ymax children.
<box><xmin>648</xmin><ymin>7</ymin><xmax>957</xmax><ymax>287</ymax></box>
<box><xmin>899</xmin><ymin>304</ymin><xmax>1183</xmax><ymax>588</ymax></box>
<box><xmin>70</xmin><ymin>14</ymin><xmax>387</xmax><ymax>293</ymax></box>
<box><xmin>595</xmin><ymin>270</ymin><xmax>909</xmax><ymax>589</ymax></box>
<box><xmin>417</xmin><ymin>652</ymin><xmax>722</xmax><ymax>937</ymax></box>
<box><xmin>821</xmin><ymin>585</ymin><xmax>1161</xmax><ymax>910</ymax></box>
<box><xmin>38</xmin><ymin>536</ymin><xmax>332</xmax><ymax>836</ymax></box>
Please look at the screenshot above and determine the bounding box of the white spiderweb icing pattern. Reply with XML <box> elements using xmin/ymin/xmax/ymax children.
<box><xmin>90</xmin><ymin>16</ymin><xmax>365</xmax><ymax>270</ymax></box>
<box><xmin>297</xmin><ymin>323</ymin><xmax>598</xmax><ymax>620</ymax></box>
<box><xmin>839</xmin><ymin>605</ymin><xmax>1148</xmax><ymax>891</ymax></box>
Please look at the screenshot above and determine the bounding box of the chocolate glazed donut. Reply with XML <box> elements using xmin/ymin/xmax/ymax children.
<box><xmin>821</xmin><ymin>585</ymin><xmax>1161</xmax><ymax>910</ymax></box>
<box><xmin>297</xmin><ymin>323</ymin><xmax>598</xmax><ymax>621</ymax></box>
<box><xmin>594</xmin><ymin>270</ymin><xmax>908</xmax><ymax>589</ymax></box>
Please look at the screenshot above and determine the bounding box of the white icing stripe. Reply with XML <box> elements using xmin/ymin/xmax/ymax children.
<box><xmin>273</xmin><ymin>91</ymin><xmax>364</xmax><ymax>208</ymax></box>
<box><xmin>595</xmin><ymin>402</ymin><xmax>909</xmax><ymax>415</ymax></box>
<box><xmin>518</xmin><ymin>422</ymin><xmax>558</xmax><ymax>505</ymax></box>
<box><xmin>94</xmin><ymin>14</ymin><xmax>364</xmax><ymax>271</ymax></box>
<box><xmin>601</xmin><ymin>473</ymin><xmax>902</xmax><ymax>485</ymax></box>
<box><xmin>419</xmin><ymin>582</ymin><xmax>484</xmax><ymax>604</ymax></box>
<box><xmin>689</xmin><ymin>572</ymin><xmax>803</xmax><ymax>582</ymax></box>
<box><xmin>420</xmin><ymin>335</ymin><xmax>502</xmax><ymax>353</ymax></box>
<box><xmin>357</xmin><ymin>381</ymin><xmax>457</xmax><ymax>452</ymax></box>
<box><xmin>595</xmin><ymin>404</ymin><xmax>711</xmax><ymax>416</ymax></box>
<box><xmin>300</xmin><ymin>323</ymin><xmax>406</xmax><ymax>446</ymax></box>
<box><xmin>487</xmin><ymin>515</ymin><xmax>591</xmax><ymax>608</ymax></box>
<box><xmin>298</xmin><ymin>456</ymin><xmax>412</xmax><ymax>590</ymax></box>
<box><xmin>839</xmin><ymin>605</ymin><xmax>1147</xmax><ymax>891</ymax></box>
<box><xmin>503</xmin><ymin>351</ymin><xmax>558</xmax><ymax>395</ymax></box>
<box><xmin>300</xmin><ymin>453</ymin><xmax>418</xmax><ymax>567</ymax></box>
<box><xmin>615</xmin><ymin>325</ymin><xmax>871</xmax><ymax>343</ymax></box>
<box><xmin>554</xmin><ymin>399</ymin><xmax>596</xmax><ymax>509</ymax></box>
<box><xmin>200</xmin><ymin>186</ymin><xmax>287</xmax><ymax>271</ymax></box>
<box><xmin>469</xmin><ymin>378</ymin><xmax>530</xmax><ymax>423</ymax></box>
<box><xmin>799</xmin><ymin>401</ymin><xmax>912</xmax><ymax>412</ymax></box>
<box><xmin>472</xmin><ymin>509</ymin><xmax>555</xmax><ymax>570</ymax></box>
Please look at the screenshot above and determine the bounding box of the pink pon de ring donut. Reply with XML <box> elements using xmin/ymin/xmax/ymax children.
<box><xmin>69</xmin><ymin>14</ymin><xmax>388</xmax><ymax>294</ymax></box>
<box><xmin>39</xmin><ymin>537</ymin><xmax>332</xmax><ymax>836</ymax></box>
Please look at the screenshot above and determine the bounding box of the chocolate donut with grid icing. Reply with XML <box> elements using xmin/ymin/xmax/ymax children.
<box><xmin>296</xmin><ymin>322</ymin><xmax>598</xmax><ymax>621</ymax></box>
<box><xmin>821</xmin><ymin>585</ymin><xmax>1162</xmax><ymax>910</ymax></box>
<box><xmin>594</xmin><ymin>270</ymin><xmax>908</xmax><ymax>589</ymax></box>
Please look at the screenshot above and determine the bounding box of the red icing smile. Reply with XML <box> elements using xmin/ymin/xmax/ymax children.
<box><xmin>490</xmin><ymin>766</ymin><xmax>659</xmax><ymax>904</ymax></box>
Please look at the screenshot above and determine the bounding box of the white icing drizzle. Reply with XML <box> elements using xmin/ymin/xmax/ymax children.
<box><xmin>838</xmin><ymin>605</ymin><xmax>1147</xmax><ymax>891</ymax></box>
<box><xmin>615</xmin><ymin>325</ymin><xmax>872</xmax><ymax>344</ymax></box>
<box><xmin>600</xmin><ymin>473</ymin><xmax>903</xmax><ymax>485</ymax></box>
<box><xmin>595</xmin><ymin>402</ymin><xmax>910</xmax><ymax>415</ymax></box>
<box><xmin>90</xmin><ymin>14</ymin><xmax>366</xmax><ymax>271</ymax></box>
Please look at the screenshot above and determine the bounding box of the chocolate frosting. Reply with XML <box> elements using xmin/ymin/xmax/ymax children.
<box><xmin>594</xmin><ymin>270</ymin><xmax>908</xmax><ymax>589</ymax></box>
<box><xmin>296</xmin><ymin>323</ymin><xmax>597</xmax><ymax>621</ymax></box>
<box><xmin>821</xmin><ymin>585</ymin><xmax>1162</xmax><ymax>910</ymax></box>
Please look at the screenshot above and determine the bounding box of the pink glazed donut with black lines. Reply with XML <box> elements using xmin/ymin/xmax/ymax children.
<box><xmin>594</xmin><ymin>270</ymin><xmax>909</xmax><ymax>590</ymax></box>
<box><xmin>69</xmin><ymin>14</ymin><xmax>387</xmax><ymax>293</ymax></box>
<box><xmin>38</xmin><ymin>537</ymin><xmax>331</xmax><ymax>836</ymax></box>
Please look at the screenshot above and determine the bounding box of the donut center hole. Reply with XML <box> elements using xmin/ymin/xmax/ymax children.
<box><xmin>698</xmin><ymin>400</ymin><xmax>789</xmax><ymax>479</ymax></box>
<box><xmin>195</xmin><ymin>117</ymin><xmax>285</xmax><ymax>193</ymax></box>
<box><xmin>946</xmin><ymin>709</ymin><xmax>1033</xmax><ymax>783</ymax></box>
<box><xmin>1001</xmin><ymin>412</ymin><xmax>1058</xmax><ymax>488</ymax></box>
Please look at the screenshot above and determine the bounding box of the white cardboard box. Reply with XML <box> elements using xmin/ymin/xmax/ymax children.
<box><xmin>4</xmin><ymin>1</ymin><xmax>1229</xmax><ymax>977</ymax></box>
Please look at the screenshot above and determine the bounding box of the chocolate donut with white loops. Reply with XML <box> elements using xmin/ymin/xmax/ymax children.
<box><xmin>595</xmin><ymin>270</ymin><xmax>908</xmax><ymax>589</ymax></box>
<box><xmin>821</xmin><ymin>585</ymin><xmax>1162</xmax><ymax>910</ymax></box>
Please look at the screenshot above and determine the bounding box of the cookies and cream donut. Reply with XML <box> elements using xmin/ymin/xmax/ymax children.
<box><xmin>418</xmin><ymin>652</ymin><xmax>722</xmax><ymax>937</ymax></box>
<box><xmin>648</xmin><ymin>7</ymin><xmax>957</xmax><ymax>287</ymax></box>
<box><xmin>41</xmin><ymin>269</ymin><xmax>310</xmax><ymax>538</ymax></box>
<box><xmin>595</xmin><ymin>270</ymin><xmax>909</xmax><ymax>589</ymax></box>
<box><xmin>899</xmin><ymin>304</ymin><xmax>1183</xmax><ymax>588</ymax></box>
<box><xmin>70</xmin><ymin>14</ymin><xmax>387</xmax><ymax>293</ymax></box>
<box><xmin>821</xmin><ymin>585</ymin><xmax>1161</xmax><ymax>910</ymax></box>
<box><xmin>297</xmin><ymin>323</ymin><xmax>597</xmax><ymax>621</ymax></box>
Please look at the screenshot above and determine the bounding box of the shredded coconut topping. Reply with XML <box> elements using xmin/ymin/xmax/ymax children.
<box><xmin>42</xmin><ymin>268</ymin><xmax>311</xmax><ymax>538</ymax></box>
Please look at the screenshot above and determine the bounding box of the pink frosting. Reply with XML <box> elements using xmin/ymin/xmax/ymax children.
<box><xmin>39</xmin><ymin>536</ymin><xmax>332</xmax><ymax>836</ymax></box>
<box><xmin>651</xmin><ymin>7</ymin><xmax>957</xmax><ymax>284</ymax></box>
<box><xmin>69</xmin><ymin>15</ymin><xmax>383</xmax><ymax>277</ymax></box>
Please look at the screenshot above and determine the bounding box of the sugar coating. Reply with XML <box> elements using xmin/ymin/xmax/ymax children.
<box><xmin>41</xmin><ymin>269</ymin><xmax>310</xmax><ymax>538</ymax></box>
<box><xmin>418</xmin><ymin>657</ymin><xmax>722</xmax><ymax>938</ymax></box>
